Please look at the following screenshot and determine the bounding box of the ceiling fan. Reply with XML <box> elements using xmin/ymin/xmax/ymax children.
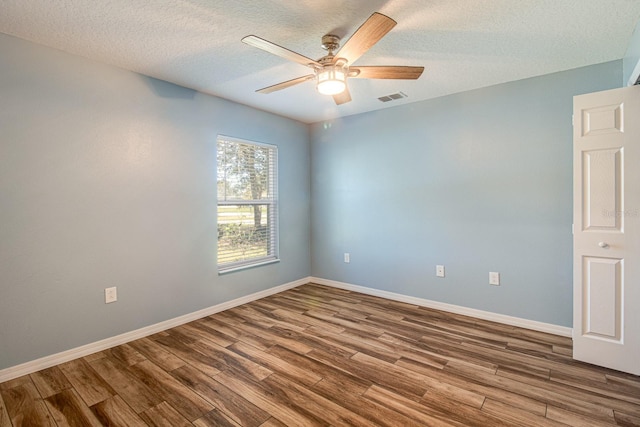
<box><xmin>241</xmin><ymin>12</ymin><xmax>424</xmax><ymax>105</ymax></box>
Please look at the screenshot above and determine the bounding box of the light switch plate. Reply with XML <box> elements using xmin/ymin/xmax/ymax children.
<box><xmin>489</xmin><ymin>272</ymin><xmax>500</xmax><ymax>286</ymax></box>
<box><xmin>105</xmin><ymin>287</ymin><xmax>117</xmax><ymax>303</ymax></box>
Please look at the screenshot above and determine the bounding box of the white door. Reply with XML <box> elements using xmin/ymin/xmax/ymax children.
<box><xmin>573</xmin><ymin>85</ymin><xmax>640</xmax><ymax>375</ymax></box>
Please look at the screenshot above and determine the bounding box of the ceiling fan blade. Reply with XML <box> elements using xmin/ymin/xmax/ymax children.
<box><xmin>242</xmin><ymin>35</ymin><xmax>321</xmax><ymax>68</ymax></box>
<box><xmin>350</xmin><ymin>66</ymin><xmax>424</xmax><ymax>80</ymax></box>
<box><xmin>256</xmin><ymin>74</ymin><xmax>315</xmax><ymax>94</ymax></box>
<box><xmin>333</xmin><ymin>86</ymin><xmax>352</xmax><ymax>105</ymax></box>
<box><xmin>334</xmin><ymin>13</ymin><xmax>396</xmax><ymax>65</ymax></box>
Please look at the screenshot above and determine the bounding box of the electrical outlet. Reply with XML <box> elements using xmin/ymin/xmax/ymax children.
<box><xmin>105</xmin><ymin>287</ymin><xmax>117</xmax><ymax>303</ymax></box>
<box><xmin>436</xmin><ymin>265</ymin><xmax>445</xmax><ymax>277</ymax></box>
<box><xmin>344</xmin><ymin>253</ymin><xmax>350</xmax><ymax>263</ymax></box>
<box><xmin>489</xmin><ymin>272</ymin><xmax>500</xmax><ymax>286</ymax></box>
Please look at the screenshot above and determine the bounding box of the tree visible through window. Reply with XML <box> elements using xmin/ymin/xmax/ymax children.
<box><xmin>217</xmin><ymin>136</ymin><xmax>278</xmax><ymax>272</ymax></box>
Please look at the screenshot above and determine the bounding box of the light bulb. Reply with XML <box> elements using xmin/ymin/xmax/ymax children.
<box><xmin>316</xmin><ymin>65</ymin><xmax>346</xmax><ymax>95</ymax></box>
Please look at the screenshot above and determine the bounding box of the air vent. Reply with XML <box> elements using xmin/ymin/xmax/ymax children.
<box><xmin>378</xmin><ymin>92</ymin><xmax>407</xmax><ymax>102</ymax></box>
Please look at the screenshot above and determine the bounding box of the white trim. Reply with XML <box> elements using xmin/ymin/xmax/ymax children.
<box><xmin>0</xmin><ymin>275</ymin><xmax>572</xmax><ymax>383</ymax></box>
<box><xmin>0</xmin><ymin>277</ymin><xmax>310</xmax><ymax>383</ymax></box>
<box><xmin>627</xmin><ymin>59</ymin><xmax>640</xmax><ymax>86</ymax></box>
<box><xmin>310</xmin><ymin>277</ymin><xmax>573</xmax><ymax>338</ymax></box>
<box><xmin>218</xmin><ymin>258</ymin><xmax>280</xmax><ymax>275</ymax></box>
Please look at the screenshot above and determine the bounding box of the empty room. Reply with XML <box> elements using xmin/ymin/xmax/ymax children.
<box><xmin>1</xmin><ymin>1</ymin><xmax>640</xmax><ymax>426</ymax></box>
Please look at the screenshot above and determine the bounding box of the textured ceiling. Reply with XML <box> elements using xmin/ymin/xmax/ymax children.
<box><xmin>1</xmin><ymin>0</ymin><xmax>639</xmax><ymax>123</ymax></box>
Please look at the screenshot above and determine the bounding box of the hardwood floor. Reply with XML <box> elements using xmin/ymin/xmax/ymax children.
<box><xmin>1</xmin><ymin>283</ymin><xmax>639</xmax><ymax>426</ymax></box>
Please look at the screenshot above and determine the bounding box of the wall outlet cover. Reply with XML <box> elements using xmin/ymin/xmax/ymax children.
<box><xmin>436</xmin><ymin>265</ymin><xmax>445</xmax><ymax>277</ymax></box>
<box><xmin>105</xmin><ymin>287</ymin><xmax>117</xmax><ymax>303</ymax></box>
<box><xmin>489</xmin><ymin>272</ymin><xmax>500</xmax><ymax>286</ymax></box>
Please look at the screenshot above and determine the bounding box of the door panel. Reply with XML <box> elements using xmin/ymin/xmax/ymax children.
<box><xmin>582</xmin><ymin>148</ymin><xmax>622</xmax><ymax>231</ymax></box>
<box><xmin>581</xmin><ymin>102</ymin><xmax>623</xmax><ymax>136</ymax></box>
<box><xmin>573</xmin><ymin>85</ymin><xmax>639</xmax><ymax>375</ymax></box>
<box><xmin>582</xmin><ymin>256</ymin><xmax>622</xmax><ymax>341</ymax></box>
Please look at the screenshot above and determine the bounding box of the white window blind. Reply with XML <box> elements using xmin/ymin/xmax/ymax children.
<box><xmin>217</xmin><ymin>136</ymin><xmax>278</xmax><ymax>272</ymax></box>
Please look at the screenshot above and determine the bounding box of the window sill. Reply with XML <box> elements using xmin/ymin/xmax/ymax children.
<box><xmin>218</xmin><ymin>258</ymin><xmax>280</xmax><ymax>275</ymax></box>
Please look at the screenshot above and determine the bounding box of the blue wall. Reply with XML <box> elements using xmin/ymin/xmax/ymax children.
<box><xmin>0</xmin><ymin>28</ymin><xmax>628</xmax><ymax>371</ymax></box>
<box><xmin>310</xmin><ymin>61</ymin><xmax>622</xmax><ymax>327</ymax></box>
<box><xmin>0</xmin><ymin>33</ymin><xmax>310</xmax><ymax>370</ymax></box>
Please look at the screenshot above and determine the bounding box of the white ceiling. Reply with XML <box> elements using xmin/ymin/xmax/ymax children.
<box><xmin>1</xmin><ymin>0</ymin><xmax>639</xmax><ymax>123</ymax></box>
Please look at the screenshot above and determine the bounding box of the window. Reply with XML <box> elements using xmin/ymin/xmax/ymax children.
<box><xmin>217</xmin><ymin>136</ymin><xmax>278</xmax><ymax>272</ymax></box>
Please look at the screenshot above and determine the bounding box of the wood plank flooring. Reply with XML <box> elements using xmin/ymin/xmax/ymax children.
<box><xmin>1</xmin><ymin>283</ymin><xmax>639</xmax><ymax>426</ymax></box>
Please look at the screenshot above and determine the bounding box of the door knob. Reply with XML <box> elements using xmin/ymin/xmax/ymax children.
<box><xmin>598</xmin><ymin>242</ymin><xmax>609</xmax><ymax>248</ymax></box>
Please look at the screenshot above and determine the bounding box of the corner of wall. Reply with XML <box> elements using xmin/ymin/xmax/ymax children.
<box><xmin>623</xmin><ymin>20</ymin><xmax>640</xmax><ymax>86</ymax></box>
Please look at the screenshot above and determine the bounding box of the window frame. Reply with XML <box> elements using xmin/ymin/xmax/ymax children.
<box><xmin>216</xmin><ymin>135</ymin><xmax>279</xmax><ymax>273</ymax></box>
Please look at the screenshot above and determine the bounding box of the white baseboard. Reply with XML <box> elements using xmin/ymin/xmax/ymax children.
<box><xmin>0</xmin><ymin>277</ymin><xmax>311</xmax><ymax>383</ymax></box>
<box><xmin>0</xmin><ymin>275</ymin><xmax>572</xmax><ymax>383</ymax></box>
<box><xmin>310</xmin><ymin>277</ymin><xmax>573</xmax><ymax>338</ymax></box>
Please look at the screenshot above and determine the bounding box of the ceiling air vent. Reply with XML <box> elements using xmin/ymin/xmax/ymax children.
<box><xmin>378</xmin><ymin>91</ymin><xmax>407</xmax><ymax>102</ymax></box>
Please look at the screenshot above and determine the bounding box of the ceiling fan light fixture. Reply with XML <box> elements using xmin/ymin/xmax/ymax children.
<box><xmin>316</xmin><ymin>62</ymin><xmax>347</xmax><ymax>95</ymax></box>
<box><xmin>244</xmin><ymin>13</ymin><xmax>424</xmax><ymax>105</ymax></box>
